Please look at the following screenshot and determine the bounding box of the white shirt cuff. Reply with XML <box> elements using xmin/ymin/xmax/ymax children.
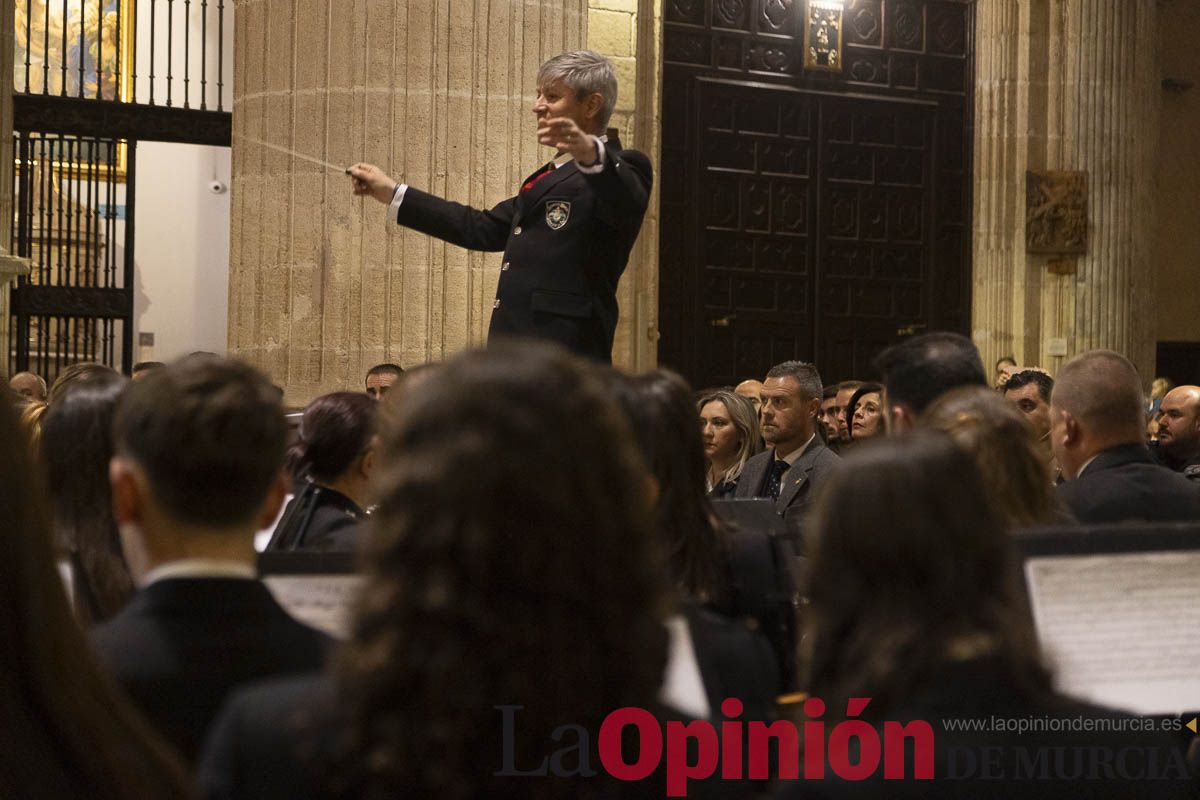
<box><xmin>388</xmin><ymin>183</ymin><xmax>408</xmax><ymax>222</ymax></box>
<box><xmin>575</xmin><ymin>137</ymin><xmax>606</xmax><ymax>174</ymax></box>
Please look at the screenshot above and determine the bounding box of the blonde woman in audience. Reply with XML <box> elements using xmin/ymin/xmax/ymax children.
<box><xmin>0</xmin><ymin>392</ymin><xmax>191</xmax><ymax>799</ymax></box>
<box><xmin>18</xmin><ymin>398</ymin><xmax>47</xmax><ymax>461</ymax></box>
<box><xmin>923</xmin><ymin>385</ymin><xmax>1070</xmax><ymax>528</ymax></box>
<box><xmin>696</xmin><ymin>388</ymin><xmax>764</xmax><ymax>497</ymax></box>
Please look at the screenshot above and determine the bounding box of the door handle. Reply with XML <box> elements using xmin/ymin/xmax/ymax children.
<box><xmin>709</xmin><ymin>314</ymin><xmax>736</xmax><ymax>328</ymax></box>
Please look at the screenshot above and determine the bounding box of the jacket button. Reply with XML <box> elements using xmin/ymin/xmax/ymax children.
<box><xmin>493</xmin><ymin>299</ymin><xmax>501</xmax><ymax>309</ymax></box>
<box><xmin>501</xmin><ymin>262</ymin><xmax>510</xmax><ymax>271</ymax></box>
<box><xmin>513</xmin><ymin>226</ymin><xmax>522</xmax><ymax>236</ymax></box>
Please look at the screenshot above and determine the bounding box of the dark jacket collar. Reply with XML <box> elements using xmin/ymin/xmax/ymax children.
<box><xmin>1079</xmin><ymin>442</ymin><xmax>1154</xmax><ymax>477</ymax></box>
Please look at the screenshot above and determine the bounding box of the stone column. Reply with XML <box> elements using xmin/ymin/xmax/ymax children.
<box><xmin>229</xmin><ymin>0</ymin><xmax>586</xmax><ymax>403</ymax></box>
<box><xmin>972</xmin><ymin>0</ymin><xmax>1159</xmax><ymax>379</ymax></box>
<box><xmin>0</xmin><ymin>0</ymin><xmax>26</xmax><ymax>365</ymax></box>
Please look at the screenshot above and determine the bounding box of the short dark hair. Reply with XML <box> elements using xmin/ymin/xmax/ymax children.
<box><xmin>366</xmin><ymin>363</ymin><xmax>404</xmax><ymax>380</ymax></box>
<box><xmin>113</xmin><ymin>355</ymin><xmax>287</xmax><ymax>526</ymax></box>
<box><xmin>131</xmin><ymin>361</ymin><xmax>164</xmax><ymax>374</ymax></box>
<box><xmin>765</xmin><ymin>360</ymin><xmax>823</xmax><ymax>400</ymax></box>
<box><xmin>872</xmin><ymin>332</ymin><xmax>986</xmax><ymax>416</ymax></box>
<box><xmin>1003</xmin><ymin>370</ymin><xmax>1054</xmax><ymax>403</ymax></box>
<box><xmin>822</xmin><ymin>385</ymin><xmax>839</xmax><ymax>401</ymax></box>
<box><xmin>837</xmin><ymin>380</ymin><xmax>864</xmax><ymax>394</ymax></box>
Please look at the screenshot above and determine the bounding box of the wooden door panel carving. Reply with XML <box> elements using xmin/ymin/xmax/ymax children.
<box><xmin>661</xmin><ymin>0</ymin><xmax>973</xmax><ymax>388</ymax></box>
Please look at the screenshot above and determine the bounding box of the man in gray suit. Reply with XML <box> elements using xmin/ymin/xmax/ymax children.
<box><xmin>735</xmin><ymin>361</ymin><xmax>840</xmax><ymax>533</ymax></box>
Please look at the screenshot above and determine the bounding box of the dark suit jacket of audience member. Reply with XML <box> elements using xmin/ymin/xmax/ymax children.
<box><xmin>197</xmin><ymin>675</ymin><xmax>754</xmax><ymax>800</ymax></box>
<box><xmin>734</xmin><ymin>437</ymin><xmax>840</xmax><ymax>537</ymax></box>
<box><xmin>92</xmin><ymin>577</ymin><xmax>332</xmax><ymax>763</ymax></box>
<box><xmin>267</xmin><ymin>485</ymin><xmax>365</xmax><ymax>551</ymax></box>
<box><xmin>395</xmin><ymin>137</ymin><xmax>651</xmax><ymax>364</ymax></box>
<box><xmin>1056</xmin><ymin>443</ymin><xmax>1200</xmax><ymax>525</ymax></box>
<box><xmin>774</xmin><ymin>656</ymin><xmax>1197</xmax><ymax>799</ymax></box>
<box><xmin>685</xmin><ymin>604</ymin><xmax>781</xmax><ymax>723</ymax></box>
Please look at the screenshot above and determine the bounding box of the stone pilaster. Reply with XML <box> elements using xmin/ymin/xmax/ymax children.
<box><xmin>229</xmin><ymin>0</ymin><xmax>586</xmax><ymax>404</ymax></box>
<box><xmin>0</xmin><ymin>0</ymin><xmax>17</xmax><ymax>368</ymax></box>
<box><xmin>972</xmin><ymin>0</ymin><xmax>1159</xmax><ymax>379</ymax></box>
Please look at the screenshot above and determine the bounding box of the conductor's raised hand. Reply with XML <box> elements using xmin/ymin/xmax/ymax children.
<box><xmin>347</xmin><ymin>163</ymin><xmax>398</xmax><ymax>204</ymax></box>
<box><xmin>536</xmin><ymin>117</ymin><xmax>599</xmax><ymax>166</ymax></box>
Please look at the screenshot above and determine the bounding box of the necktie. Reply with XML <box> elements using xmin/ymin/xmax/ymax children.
<box><xmin>764</xmin><ymin>459</ymin><xmax>790</xmax><ymax>500</ymax></box>
<box><xmin>521</xmin><ymin>163</ymin><xmax>555</xmax><ymax>194</ymax></box>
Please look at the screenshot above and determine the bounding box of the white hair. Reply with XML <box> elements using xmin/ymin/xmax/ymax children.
<box><xmin>537</xmin><ymin>50</ymin><xmax>618</xmax><ymax>130</ymax></box>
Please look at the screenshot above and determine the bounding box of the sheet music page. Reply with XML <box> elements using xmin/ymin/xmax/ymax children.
<box><xmin>264</xmin><ymin>574</ymin><xmax>365</xmax><ymax>639</ymax></box>
<box><xmin>1025</xmin><ymin>551</ymin><xmax>1200</xmax><ymax>715</ymax></box>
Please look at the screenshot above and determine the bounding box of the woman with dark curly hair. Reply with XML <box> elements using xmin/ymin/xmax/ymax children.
<box><xmin>41</xmin><ymin>372</ymin><xmax>134</xmax><ymax>624</ymax></box>
<box><xmin>267</xmin><ymin>392</ymin><xmax>378</xmax><ymax>551</ymax></box>
<box><xmin>198</xmin><ymin>344</ymin><xmax>673</xmax><ymax>800</ymax></box>
<box><xmin>0</xmin><ymin>389</ymin><xmax>191</xmax><ymax>799</ymax></box>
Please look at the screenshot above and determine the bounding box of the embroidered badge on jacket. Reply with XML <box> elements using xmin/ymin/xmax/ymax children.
<box><xmin>545</xmin><ymin>201</ymin><xmax>571</xmax><ymax>230</ymax></box>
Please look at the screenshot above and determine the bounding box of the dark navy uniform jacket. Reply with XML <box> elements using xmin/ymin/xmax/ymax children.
<box><xmin>394</xmin><ymin>137</ymin><xmax>652</xmax><ymax>363</ymax></box>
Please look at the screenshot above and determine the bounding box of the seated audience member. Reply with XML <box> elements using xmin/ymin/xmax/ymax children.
<box><xmin>612</xmin><ymin>371</ymin><xmax>784</xmax><ymax>707</ymax></box>
<box><xmin>734</xmin><ymin>377</ymin><xmax>764</xmax><ymax>416</ymax></box>
<box><xmin>48</xmin><ymin>361</ymin><xmax>120</xmax><ymax>404</ymax></box>
<box><xmin>198</xmin><ymin>344</ymin><xmax>678</xmax><ymax>800</ymax></box>
<box><xmin>832</xmin><ymin>380</ymin><xmax>862</xmax><ymax>445</ymax></box>
<box><xmin>1148</xmin><ymin>375</ymin><xmax>1174</xmax><ymax>418</ymax></box>
<box><xmin>9</xmin><ymin>370</ymin><xmax>47</xmax><ymax>401</ymax></box>
<box><xmin>0</xmin><ymin>398</ymin><xmax>190</xmax><ymax>799</ymax></box>
<box><xmin>131</xmin><ymin>361</ymin><xmax>165</xmax><ymax>380</ymax></box>
<box><xmin>267</xmin><ymin>392</ymin><xmax>377</xmax><ymax>551</ymax></box>
<box><xmin>817</xmin><ymin>385</ymin><xmax>840</xmax><ymax>446</ymax></box>
<box><xmin>873</xmin><ymin>331</ymin><xmax>987</xmax><ymax>432</ymax></box>
<box><xmin>925</xmin><ymin>386</ymin><xmax>1072</xmax><ymax>528</ymax></box>
<box><xmin>1002</xmin><ymin>369</ymin><xmax>1058</xmax><ymax>479</ymax></box>
<box><xmin>92</xmin><ymin>355</ymin><xmax>331</xmax><ymax>763</ymax></box>
<box><xmin>364</xmin><ymin>362</ymin><xmax>403</xmax><ymax>401</ymax></box>
<box><xmin>735</xmin><ymin>361</ymin><xmax>839</xmax><ymax>531</ymax></box>
<box><xmin>1154</xmin><ymin>385</ymin><xmax>1200</xmax><ymax>481</ymax></box>
<box><xmin>780</xmin><ymin>432</ymin><xmax>1194</xmax><ymax>798</ymax></box>
<box><xmin>697</xmin><ymin>389</ymin><xmax>764</xmax><ymax>497</ymax></box>
<box><xmin>1051</xmin><ymin>351</ymin><xmax>1200</xmax><ymax>524</ymax></box>
<box><xmin>42</xmin><ymin>374</ymin><xmax>135</xmax><ymax>624</ymax></box>
<box><xmin>845</xmin><ymin>381</ymin><xmax>883</xmax><ymax>442</ymax></box>
<box><xmin>994</xmin><ymin>354</ymin><xmax>1017</xmax><ymax>389</ymax></box>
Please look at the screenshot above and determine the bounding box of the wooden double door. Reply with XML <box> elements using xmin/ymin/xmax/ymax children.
<box><xmin>658</xmin><ymin>0</ymin><xmax>974</xmax><ymax>388</ymax></box>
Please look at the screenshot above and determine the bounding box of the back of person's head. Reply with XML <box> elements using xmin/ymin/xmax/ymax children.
<box><xmin>288</xmin><ymin>392</ymin><xmax>377</xmax><ymax>484</ymax></box>
<box><xmin>41</xmin><ymin>374</ymin><xmax>133</xmax><ymax>623</ymax></box>
<box><xmin>19</xmin><ymin>399</ymin><xmax>48</xmax><ymax>461</ymax></box>
<box><xmin>0</xmin><ymin>399</ymin><xmax>189</xmax><ymax>798</ymax></box>
<box><xmin>1051</xmin><ymin>350</ymin><xmax>1144</xmax><ymax>442</ymax></box>
<box><xmin>872</xmin><ymin>332</ymin><xmax>986</xmax><ymax>425</ymax></box>
<box><xmin>924</xmin><ymin>386</ymin><xmax>1061</xmax><ymax>528</ymax></box>
<box><xmin>113</xmin><ymin>354</ymin><xmax>287</xmax><ymax>527</ymax></box>
<box><xmin>131</xmin><ymin>361</ymin><xmax>164</xmax><ymax>379</ymax></box>
<box><xmin>48</xmin><ymin>362</ymin><xmax>119</xmax><ymax>405</ymax></box>
<box><xmin>1003</xmin><ymin>369</ymin><xmax>1054</xmax><ymax>404</ymax></box>
<box><xmin>803</xmin><ymin>432</ymin><xmax>1049</xmax><ymax>716</ymax></box>
<box><xmin>606</xmin><ymin>369</ymin><xmax>728</xmax><ymax>603</ymax></box>
<box><xmin>340</xmin><ymin>343</ymin><xmax>667</xmax><ymax>800</ymax></box>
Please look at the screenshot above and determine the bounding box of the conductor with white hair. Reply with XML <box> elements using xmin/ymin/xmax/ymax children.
<box><xmin>349</xmin><ymin>50</ymin><xmax>651</xmax><ymax>364</ymax></box>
